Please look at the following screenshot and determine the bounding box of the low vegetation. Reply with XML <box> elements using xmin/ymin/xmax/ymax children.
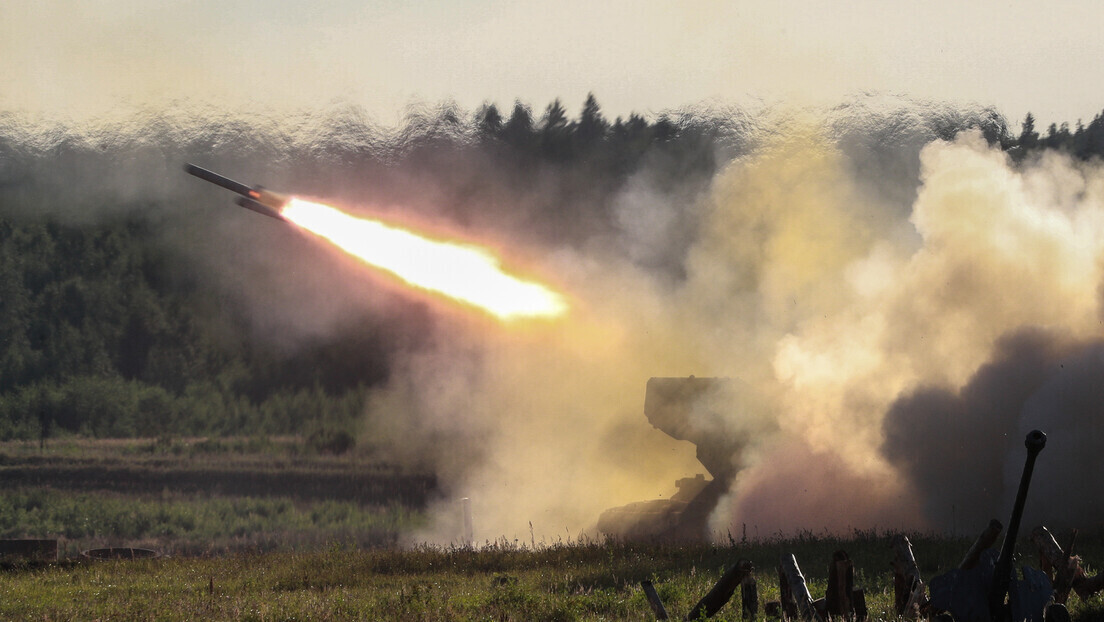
<box><xmin>0</xmin><ymin>488</ymin><xmax>422</xmax><ymax>556</ymax></box>
<box><xmin>2</xmin><ymin>439</ymin><xmax>1104</xmax><ymax>619</ymax></box>
<box><xmin>3</xmin><ymin>534</ymin><xmax>1104</xmax><ymax>621</ymax></box>
<box><xmin>0</xmin><ymin>437</ymin><xmax>432</xmax><ymax>557</ymax></box>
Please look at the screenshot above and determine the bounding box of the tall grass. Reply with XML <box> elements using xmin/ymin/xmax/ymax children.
<box><xmin>3</xmin><ymin>536</ymin><xmax>1104</xmax><ymax>621</ymax></box>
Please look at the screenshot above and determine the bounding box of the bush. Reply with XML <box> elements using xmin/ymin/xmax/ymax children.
<box><xmin>307</xmin><ymin>428</ymin><xmax>356</xmax><ymax>455</ymax></box>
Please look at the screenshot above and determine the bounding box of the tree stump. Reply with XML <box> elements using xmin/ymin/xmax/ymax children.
<box><xmin>780</xmin><ymin>554</ymin><xmax>822</xmax><ymax>622</ymax></box>
<box><xmin>892</xmin><ymin>534</ymin><xmax>926</xmax><ymax>616</ymax></box>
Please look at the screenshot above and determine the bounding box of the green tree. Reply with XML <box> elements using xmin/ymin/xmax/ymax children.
<box><xmin>541</xmin><ymin>98</ymin><xmax>568</xmax><ymax>133</ymax></box>
<box><xmin>475</xmin><ymin>103</ymin><xmax>503</xmax><ymax>137</ymax></box>
<box><xmin>1018</xmin><ymin>112</ymin><xmax>1039</xmax><ymax>151</ymax></box>
<box><xmin>540</xmin><ymin>98</ymin><xmax>571</xmax><ymax>160</ymax></box>
<box><xmin>575</xmin><ymin>93</ymin><xmax>608</xmax><ymax>149</ymax></box>
<box><xmin>501</xmin><ymin>101</ymin><xmax>535</xmax><ymax>150</ymax></box>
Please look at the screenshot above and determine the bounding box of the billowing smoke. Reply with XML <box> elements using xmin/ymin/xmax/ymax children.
<box><xmin>885</xmin><ymin>329</ymin><xmax>1104</xmax><ymax>533</ymax></box>
<box><xmin>4</xmin><ymin>96</ymin><xmax>1102</xmax><ymax>544</ymax></box>
<box><xmin>714</xmin><ymin>128</ymin><xmax>1104</xmax><ymax>537</ymax></box>
<box><xmin>403</xmin><ymin>113</ymin><xmax>1104</xmax><ymax>543</ymax></box>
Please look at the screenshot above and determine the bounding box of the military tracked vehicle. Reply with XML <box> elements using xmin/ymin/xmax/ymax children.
<box><xmin>597</xmin><ymin>376</ymin><xmax>748</xmax><ymax>541</ymax></box>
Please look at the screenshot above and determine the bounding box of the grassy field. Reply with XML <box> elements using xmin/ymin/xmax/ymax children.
<box><xmin>3</xmin><ymin>438</ymin><xmax>1104</xmax><ymax>620</ymax></box>
<box><xmin>0</xmin><ymin>437</ymin><xmax>432</xmax><ymax>555</ymax></box>
<box><xmin>3</xmin><ymin>535</ymin><xmax>1104</xmax><ymax>621</ymax></box>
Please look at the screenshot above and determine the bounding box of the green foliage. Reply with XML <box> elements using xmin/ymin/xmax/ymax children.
<box><xmin>0</xmin><ymin>375</ymin><xmax>369</xmax><ymax>440</ymax></box>
<box><xmin>0</xmin><ymin>211</ymin><xmax>384</xmax><ymax>441</ymax></box>
<box><xmin>306</xmin><ymin>428</ymin><xmax>356</xmax><ymax>455</ymax></box>
<box><xmin>0</xmin><ymin>488</ymin><xmax>422</xmax><ymax>553</ymax></box>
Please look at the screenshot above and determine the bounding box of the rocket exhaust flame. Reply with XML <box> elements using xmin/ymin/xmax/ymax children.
<box><xmin>281</xmin><ymin>198</ymin><xmax>567</xmax><ymax>320</ymax></box>
<box><xmin>183</xmin><ymin>162</ymin><xmax>566</xmax><ymax>319</ymax></box>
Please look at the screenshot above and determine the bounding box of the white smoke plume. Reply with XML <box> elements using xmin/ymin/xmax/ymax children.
<box><xmin>393</xmin><ymin>123</ymin><xmax>1104</xmax><ymax>544</ymax></box>
<box><xmin>718</xmin><ymin>129</ymin><xmax>1104</xmax><ymax>536</ymax></box>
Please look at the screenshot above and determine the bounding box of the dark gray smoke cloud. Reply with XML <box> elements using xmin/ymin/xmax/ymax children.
<box><xmin>884</xmin><ymin>329</ymin><xmax>1104</xmax><ymax>532</ymax></box>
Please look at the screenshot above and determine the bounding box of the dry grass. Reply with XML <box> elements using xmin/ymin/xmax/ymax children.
<box><xmin>3</xmin><ymin>536</ymin><xmax>1104</xmax><ymax>621</ymax></box>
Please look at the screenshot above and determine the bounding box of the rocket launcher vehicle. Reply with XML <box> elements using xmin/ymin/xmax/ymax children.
<box><xmin>184</xmin><ymin>163</ymin><xmax>289</xmax><ymax>222</ymax></box>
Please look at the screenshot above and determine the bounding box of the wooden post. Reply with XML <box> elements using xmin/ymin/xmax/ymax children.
<box><xmin>779</xmin><ymin>563</ymin><xmax>799</xmax><ymax>620</ymax></box>
<box><xmin>1031</xmin><ymin>526</ymin><xmax>1082</xmax><ymax>604</ymax></box>
<box><xmin>826</xmin><ymin>550</ymin><xmax>854</xmax><ymax>620</ymax></box>
<box><xmin>851</xmin><ymin>589</ymin><xmax>868</xmax><ymax>622</ymax></box>
<box><xmin>741</xmin><ymin>573</ymin><xmax>759</xmax><ymax>620</ymax></box>
<box><xmin>961</xmin><ymin>519</ymin><xmax>1002</xmax><ymax>570</ymax></box>
<box><xmin>780</xmin><ymin>554</ymin><xmax>822</xmax><ymax>622</ymax></box>
<box><xmin>812</xmin><ymin>598</ymin><xmax>828</xmax><ymax>621</ymax></box>
<box><xmin>685</xmin><ymin>559</ymin><xmax>753</xmax><ymax>620</ymax></box>
<box><xmin>891</xmin><ymin>534</ymin><xmax>925</xmax><ymax>616</ymax></box>
<box><xmin>642</xmin><ymin>580</ymin><xmax>669</xmax><ymax>620</ymax></box>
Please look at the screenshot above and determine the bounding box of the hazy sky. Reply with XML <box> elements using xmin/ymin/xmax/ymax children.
<box><xmin>3</xmin><ymin>0</ymin><xmax>1101</xmax><ymax>128</ymax></box>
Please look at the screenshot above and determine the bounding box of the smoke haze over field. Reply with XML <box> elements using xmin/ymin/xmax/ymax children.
<box><xmin>2</xmin><ymin>97</ymin><xmax>1104</xmax><ymax>542</ymax></box>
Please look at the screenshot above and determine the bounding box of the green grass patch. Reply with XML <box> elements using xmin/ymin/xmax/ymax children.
<box><xmin>0</xmin><ymin>489</ymin><xmax>425</xmax><ymax>556</ymax></box>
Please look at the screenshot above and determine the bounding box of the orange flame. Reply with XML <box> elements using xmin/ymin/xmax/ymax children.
<box><xmin>281</xmin><ymin>198</ymin><xmax>567</xmax><ymax>320</ymax></box>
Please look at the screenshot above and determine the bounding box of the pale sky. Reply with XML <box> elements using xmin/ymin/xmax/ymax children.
<box><xmin>3</xmin><ymin>0</ymin><xmax>1102</xmax><ymax>129</ymax></box>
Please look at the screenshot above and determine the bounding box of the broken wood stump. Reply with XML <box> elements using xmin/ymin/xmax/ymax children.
<box><xmin>780</xmin><ymin>554</ymin><xmax>822</xmax><ymax>622</ymax></box>
<box><xmin>826</xmin><ymin>550</ymin><xmax>854</xmax><ymax>620</ymax></box>
<box><xmin>741</xmin><ymin>572</ymin><xmax>758</xmax><ymax>620</ymax></box>
<box><xmin>1032</xmin><ymin>525</ymin><xmax>1083</xmax><ymax>604</ymax></box>
<box><xmin>765</xmin><ymin>553</ymin><xmax>862</xmax><ymax>621</ymax></box>
<box><xmin>850</xmin><ymin>588</ymin><xmax>868</xmax><ymax>622</ymax></box>
<box><xmin>778</xmin><ymin>562</ymin><xmax>799</xmax><ymax>620</ymax></box>
<box><xmin>892</xmin><ymin>534</ymin><xmax>926</xmax><ymax>616</ymax></box>
<box><xmin>685</xmin><ymin>559</ymin><xmax>754</xmax><ymax>620</ymax></box>
<box><xmin>961</xmin><ymin>519</ymin><xmax>1002</xmax><ymax>570</ymax></box>
<box><xmin>641</xmin><ymin>580</ymin><xmax>669</xmax><ymax>620</ymax></box>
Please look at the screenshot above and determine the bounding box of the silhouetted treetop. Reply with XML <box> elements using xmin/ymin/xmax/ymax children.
<box><xmin>476</xmin><ymin>103</ymin><xmax>503</xmax><ymax>137</ymax></box>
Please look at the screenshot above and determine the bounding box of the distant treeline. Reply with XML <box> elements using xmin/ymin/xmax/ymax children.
<box><xmin>472</xmin><ymin>97</ymin><xmax>1104</xmax><ymax>164</ymax></box>
<box><xmin>1010</xmin><ymin>112</ymin><xmax>1104</xmax><ymax>160</ymax></box>
<box><xmin>0</xmin><ymin>95</ymin><xmax>1100</xmax><ymax>442</ymax></box>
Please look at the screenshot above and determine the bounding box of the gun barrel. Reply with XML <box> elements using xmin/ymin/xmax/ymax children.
<box><xmin>988</xmin><ymin>429</ymin><xmax>1046</xmax><ymax>622</ymax></box>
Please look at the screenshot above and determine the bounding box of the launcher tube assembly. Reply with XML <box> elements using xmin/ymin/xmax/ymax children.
<box><xmin>184</xmin><ymin>163</ymin><xmax>289</xmax><ymax>222</ymax></box>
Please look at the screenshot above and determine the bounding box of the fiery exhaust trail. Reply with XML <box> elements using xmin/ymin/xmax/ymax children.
<box><xmin>281</xmin><ymin>198</ymin><xmax>568</xmax><ymax>320</ymax></box>
<box><xmin>182</xmin><ymin>163</ymin><xmax>565</xmax><ymax>319</ymax></box>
